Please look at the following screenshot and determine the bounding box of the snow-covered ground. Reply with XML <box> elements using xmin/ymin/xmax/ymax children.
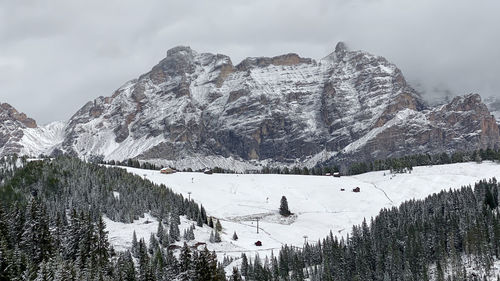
<box><xmin>19</xmin><ymin>121</ymin><xmax>66</xmax><ymax>156</ymax></box>
<box><xmin>105</xmin><ymin>161</ymin><xmax>500</xmax><ymax>266</ymax></box>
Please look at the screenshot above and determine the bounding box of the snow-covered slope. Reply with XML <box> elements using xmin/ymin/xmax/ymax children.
<box><xmin>18</xmin><ymin>121</ymin><xmax>66</xmax><ymax>156</ymax></box>
<box><xmin>105</xmin><ymin>161</ymin><xmax>500</xmax><ymax>263</ymax></box>
<box><xmin>0</xmin><ymin>102</ymin><xmax>66</xmax><ymax>157</ymax></box>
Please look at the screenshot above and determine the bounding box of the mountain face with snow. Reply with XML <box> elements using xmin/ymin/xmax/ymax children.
<box><xmin>1</xmin><ymin>43</ymin><xmax>499</xmax><ymax>169</ymax></box>
<box><xmin>485</xmin><ymin>96</ymin><xmax>500</xmax><ymax>124</ymax></box>
<box><xmin>0</xmin><ymin>103</ymin><xmax>37</xmax><ymax>156</ymax></box>
<box><xmin>0</xmin><ymin>103</ymin><xmax>65</xmax><ymax>157</ymax></box>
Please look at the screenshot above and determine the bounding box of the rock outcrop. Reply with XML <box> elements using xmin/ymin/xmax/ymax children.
<box><xmin>0</xmin><ymin>103</ymin><xmax>36</xmax><ymax>156</ymax></box>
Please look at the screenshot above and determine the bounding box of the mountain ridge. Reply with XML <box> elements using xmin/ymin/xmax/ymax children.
<box><xmin>1</xmin><ymin>43</ymin><xmax>498</xmax><ymax>171</ymax></box>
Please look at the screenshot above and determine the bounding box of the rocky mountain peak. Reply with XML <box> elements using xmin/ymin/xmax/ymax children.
<box><xmin>0</xmin><ymin>103</ymin><xmax>37</xmax><ymax>128</ymax></box>
<box><xmin>445</xmin><ymin>93</ymin><xmax>487</xmax><ymax>112</ymax></box>
<box><xmin>322</xmin><ymin>41</ymin><xmax>351</xmax><ymax>62</ymax></box>
<box><xmin>166</xmin><ymin>46</ymin><xmax>195</xmax><ymax>57</ymax></box>
<box><xmin>484</xmin><ymin>96</ymin><xmax>500</xmax><ymax>124</ymax></box>
<box><xmin>236</xmin><ymin>53</ymin><xmax>313</xmax><ymax>71</ymax></box>
<box><xmin>335</xmin><ymin>41</ymin><xmax>348</xmax><ymax>53</ymax></box>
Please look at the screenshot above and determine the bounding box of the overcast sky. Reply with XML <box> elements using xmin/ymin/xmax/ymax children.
<box><xmin>1</xmin><ymin>0</ymin><xmax>499</xmax><ymax>124</ymax></box>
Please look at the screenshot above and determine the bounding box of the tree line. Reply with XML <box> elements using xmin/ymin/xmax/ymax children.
<box><xmin>98</xmin><ymin>148</ymin><xmax>500</xmax><ymax>177</ymax></box>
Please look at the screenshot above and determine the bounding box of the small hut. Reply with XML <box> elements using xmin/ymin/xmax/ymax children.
<box><xmin>167</xmin><ymin>244</ymin><xmax>182</xmax><ymax>251</ymax></box>
<box><xmin>160</xmin><ymin>167</ymin><xmax>176</xmax><ymax>174</ymax></box>
<box><xmin>333</xmin><ymin>172</ymin><xmax>341</xmax><ymax>178</ymax></box>
<box><xmin>203</xmin><ymin>168</ymin><xmax>213</xmax><ymax>175</ymax></box>
<box><xmin>255</xmin><ymin>241</ymin><xmax>262</xmax><ymax>247</ymax></box>
<box><xmin>353</xmin><ymin>187</ymin><xmax>360</xmax><ymax>193</ymax></box>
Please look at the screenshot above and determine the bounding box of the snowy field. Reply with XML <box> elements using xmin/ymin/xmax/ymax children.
<box><xmin>105</xmin><ymin>162</ymin><xmax>500</xmax><ymax>265</ymax></box>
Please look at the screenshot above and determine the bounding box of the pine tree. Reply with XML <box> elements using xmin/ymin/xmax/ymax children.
<box><xmin>200</xmin><ymin>205</ymin><xmax>208</xmax><ymax>225</ymax></box>
<box><xmin>94</xmin><ymin>216</ymin><xmax>110</xmax><ymax>274</ymax></box>
<box><xmin>241</xmin><ymin>253</ymin><xmax>248</xmax><ymax>277</ymax></box>
<box><xmin>216</xmin><ymin>219</ymin><xmax>222</xmax><ymax>232</ymax></box>
<box><xmin>209</xmin><ymin>231</ymin><xmax>215</xmax><ymax>243</ymax></box>
<box><xmin>169</xmin><ymin>219</ymin><xmax>180</xmax><ymax>242</ymax></box>
<box><xmin>183</xmin><ymin>225</ymin><xmax>195</xmax><ymax>241</ymax></box>
<box><xmin>116</xmin><ymin>251</ymin><xmax>136</xmax><ymax>281</ymax></box>
<box><xmin>34</xmin><ymin>260</ymin><xmax>53</xmax><ymax>281</ymax></box>
<box><xmin>279</xmin><ymin>196</ymin><xmax>291</xmax><ymax>217</ymax></box>
<box><xmin>131</xmin><ymin>231</ymin><xmax>139</xmax><ymax>258</ymax></box>
<box><xmin>137</xmin><ymin>238</ymin><xmax>150</xmax><ymax>281</ymax></box>
<box><xmin>178</xmin><ymin>243</ymin><xmax>192</xmax><ymax>281</ymax></box>
<box><xmin>196</xmin><ymin>213</ymin><xmax>203</xmax><ymax>227</ymax></box>
<box><xmin>156</xmin><ymin>221</ymin><xmax>165</xmax><ymax>246</ymax></box>
<box><xmin>149</xmin><ymin>233</ymin><xmax>159</xmax><ymax>255</ymax></box>
<box><xmin>214</xmin><ymin>230</ymin><xmax>222</xmax><ymax>243</ymax></box>
<box><xmin>232</xmin><ymin>231</ymin><xmax>238</xmax><ymax>241</ymax></box>
<box><xmin>53</xmin><ymin>260</ymin><xmax>74</xmax><ymax>281</ymax></box>
<box><xmin>231</xmin><ymin>267</ymin><xmax>243</xmax><ymax>281</ymax></box>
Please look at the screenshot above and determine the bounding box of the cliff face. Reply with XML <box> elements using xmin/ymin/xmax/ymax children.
<box><xmin>485</xmin><ymin>97</ymin><xmax>500</xmax><ymax>124</ymax></box>
<box><xmin>340</xmin><ymin>94</ymin><xmax>499</xmax><ymax>165</ymax></box>
<box><xmin>2</xmin><ymin>43</ymin><xmax>499</xmax><ymax>170</ymax></box>
<box><xmin>0</xmin><ymin>103</ymin><xmax>37</xmax><ymax>156</ymax></box>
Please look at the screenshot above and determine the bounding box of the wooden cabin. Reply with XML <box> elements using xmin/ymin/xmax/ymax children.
<box><xmin>167</xmin><ymin>244</ymin><xmax>182</xmax><ymax>250</ymax></box>
<box><xmin>203</xmin><ymin>168</ymin><xmax>213</xmax><ymax>175</ymax></box>
<box><xmin>333</xmin><ymin>172</ymin><xmax>341</xmax><ymax>178</ymax></box>
<box><xmin>191</xmin><ymin>242</ymin><xmax>207</xmax><ymax>250</ymax></box>
<box><xmin>353</xmin><ymin>187</ymin><xmax>360</xmax><ymax>193</ymax></box>
<box><xmin>160</xmin><ymin>167</ymin><xmax>176</xmax><ymax>174</ymax></box>
<box><xmin>255</xmin><ymin>241</ymin><xmax>262</xmax><ymax>246</ymax></box>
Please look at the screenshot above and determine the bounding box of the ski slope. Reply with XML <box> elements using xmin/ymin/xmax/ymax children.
<box><xmin>107</xmin><ymin>161</ymin><xmax>500</xmax><ymax>262</ymax></box>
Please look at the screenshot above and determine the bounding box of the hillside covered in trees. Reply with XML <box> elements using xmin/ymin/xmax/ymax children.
<box><xmin>239</xmin><ymin>179</ymin><xmax>500</xmax><ymax>280</ymax></box>
<box><xmin>2</xmin><ymin>155</ymin><xmax>500</xmax><ymax>280</ymax></box>
<box><xmin>0</xmin><ymin>156</ymin><xmax>226</xmax><ymax>280</ymax></box>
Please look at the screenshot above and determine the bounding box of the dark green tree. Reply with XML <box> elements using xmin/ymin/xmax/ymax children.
<box><xmin>279</xmin><ymin>196</ymin><xmax>291</xmax><ymax>217</ymax></box>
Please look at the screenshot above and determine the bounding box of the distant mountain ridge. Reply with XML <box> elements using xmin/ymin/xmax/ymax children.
<box><xmin>1</xmin><ymin>43</ymin><xmax>499</xmax><ymax>170</ymax></box>
<box><xmin>485</xmin><ymin>96</ymin><xmax>500</xmax><ymax>124</ymax></box>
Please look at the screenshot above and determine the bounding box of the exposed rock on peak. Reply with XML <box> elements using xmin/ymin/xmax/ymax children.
<box><xmin>445</xmin><ymin>93</ymin><xmax>485</xmax><ymax>112</ymax></box>
<box><xmin>236</xmin><ymin>53</ymin><xmax>313</xmax><ymax>71</ymax></box>
<box><xmin>0</xmin><ymin>102</ymin><xmax>41</xmax><ymax>156</ymax></box>
<box><xmin>335</xmin><ymin>41</ymin><xmax>348</xmax><ymax>53</ymax></box>
<box><xmin>322</xmin><ymin>41</ymin><xmax>352</xmax><ymax>62</ymax></box>
<box><xmin>0</xmin><ymin>103</ymin><xmax>37</xmax><ymax>128</ymax></box>
<box><xmin>166</xmin><ymin>46</ymin><xmax>194</xmax><ymax>57</ymax></box>
<box><xmin>485</xmin><ymin>96</ymin><xmax>500</xmax><ymax>124</ymax></box>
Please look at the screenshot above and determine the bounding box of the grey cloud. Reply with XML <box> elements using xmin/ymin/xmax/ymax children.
<box><xmin>0</xmin><ymin>0</ymin><xmax>499</xmax><ymax>124</ymax></box>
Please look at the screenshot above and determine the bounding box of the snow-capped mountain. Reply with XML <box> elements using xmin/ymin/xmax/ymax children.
<box><xmin>1</xmin><ymin>43</ymin><xmax>499</xmax><ymax>169</ymax></box>
<box><xmin>0</xmin><ymin>102</ymin><xmax>65</xmax><ymax>157</ymax></box>
<box><xmin>0</xmin><ymin>102</ymin><xmax>37</xmax><ymax>156</ymax></box>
